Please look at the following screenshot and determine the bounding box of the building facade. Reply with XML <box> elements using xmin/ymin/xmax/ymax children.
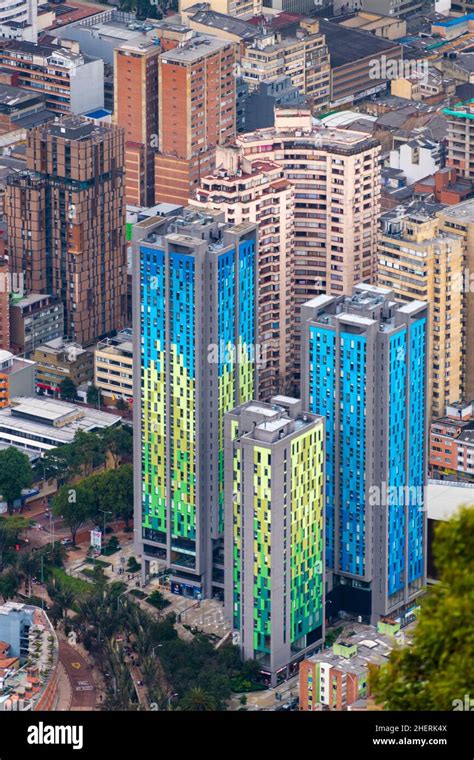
<box><xmin>94</xmin><ymin>329</ymin><xmax>133</xmax><ymax>404</ymax></box>
<box><xmin>114</xmin><ymin>40</ymin><xmax>161</xmax><ymax>207</ymax></box>
<box><xmin>0</xmin><ymin>349</ymin><xmax>35</xmax><ymax>408</ymax></box>
<box><xmin>0</xmin><ymin>40</ymin><xmax>104</xmax><ymax>115</ymax></box>
<box><xmin>193</xmin><ymin>152</ymin><xmax>294</xmax><ymax>399</ymax></box>
<box><xmin>444</xmin><ymin>99</ymin><xmax>474</xmax><ymax>182</ymax></box>
<box><xmin>9</xmin><ymin>294</ymin><xmax>63</xmax><ymax>357</ymax></box>
<box><xmin>429</xmin><ymin>401</ymin><xmax>474</xmax><ymax>482</ymax></box>
<box><xmin>438</xmin><ymin>199</ymin><xmax>474</xmax><ymax>399</ymax></box>
<box><xmin>240</xmin><ymin>20</ymin><xmax>331</xmax><ymax>113</ymax></box>
<box><xmin>237</xmin><ymin>108</ymin><xmax>381</xmax><ymax>390</ymax></box>
<box><xmin>134</xmin><ymin>207</ymin><xmax>258</xmax><ymax>598</ymax></box>
<box><xmin>224</xmin><ymin>396</ymin><xmax>325</xmax><ymax>685</ymax></box>
<box><xmin>155</xmin><ymin>35</ymin><xmax>236</xmax><ymax>205</ymax></box>
<box><xmin>5</xmin><ymin>117</ymin><xmax>127</xmax><ymax>347</ymax></box>
<box><xmin>0</xmin><ymin>0</ymin><xmax>37</xmax><ymax>42</ymax></box>
<box><xmin>301</xmin><ymin>285</ymin><xmax>428</xmax><ymax>626</ymax></box>
<box><xmin>32</xmin><ymin>338</ymin><xmax>93</xmax><ymax>396</ymax></box>
<box><xmin>377</xmin><ymin>209</ymin><xmax>464</xmax><ymax>419</ymax></box>
<box><xmin>0</xmin><ymin>259</ymin><xmax>9</xmax><ymax>352</ymax></box>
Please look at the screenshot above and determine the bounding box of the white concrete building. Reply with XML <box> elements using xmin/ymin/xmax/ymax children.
<box><xmin>389</xmin><ymin>136</ymin><xmax>443</xmax><ymax>186</ymax></box>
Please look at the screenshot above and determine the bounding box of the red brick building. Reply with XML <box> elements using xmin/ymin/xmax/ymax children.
<box><xmin>155</xmin><ymin>35</ymin><xmax>236</xmax><ymax>205</ymax></box>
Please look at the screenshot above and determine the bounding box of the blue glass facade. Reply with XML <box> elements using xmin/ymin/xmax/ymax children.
<box><xmin>408</xmin><ymin>317</ymin><xmax>426</xmax><ymax>584</ymax></box>
<box><xmin>303</xmin><ymin>292</ymin><xmax>427</xmax><ymax>620</ymax></box>
<box><xmin>388</xmin><ymin>330</ymin><xmax>407</xmax><ymax>597</ymax></box>
<box><xmin>339</xmin><ymin>333</ymin><xmax>367</xmax><ymax>577</ymax></box>
<box><xmin>308</xmin><ymin>325</ymin><xmax>335</xmax><ymax>569</ymax></box>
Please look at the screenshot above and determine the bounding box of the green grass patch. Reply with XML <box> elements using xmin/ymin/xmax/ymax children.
<box><xmin>51</xmin><ymin>567</ymin><xmax>93</xmax><ymax>595</ymax></box>
<box><xmin>84</xmin><ymin>557</ymin><xmax>112</xmax><ymax>568</ymax></box>
<box><xmin>230</xmin><ymin>678</ymin><xmax>267</xmax><ymax>693</ymax></box>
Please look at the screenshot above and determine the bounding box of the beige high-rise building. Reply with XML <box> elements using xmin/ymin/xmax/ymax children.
<box><xmin>237</xmin><ymin>108</ymin><xmax>381</xmax><ymax>388</ymax></box>
<box><xmin>377</xmin><ymin>209</ymin><xmax>464</xmax><ymax>419</ymax></box>
<box><xmin>438</xmin><ymin>199</ymin><xmax>474</xmax><ymax>400</ymax></box>
<box><xmin>192</xmin><ymin>149</ymin><xmax>294</xmax><ymax>399</ymax></box>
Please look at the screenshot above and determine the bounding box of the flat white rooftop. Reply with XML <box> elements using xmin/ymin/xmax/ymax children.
<box><xmin>0</xmin><ymin>397</ymin><xmax>121</xmax><ymax>452</ymax></box>
<box><xmin>427</xmin><ymin>481</ymin><xmax>474</xmax><ymax>521</ymax></box>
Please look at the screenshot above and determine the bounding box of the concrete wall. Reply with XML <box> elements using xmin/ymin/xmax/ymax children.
<box><xmin>70</xmin><ymin>59</ymin><xmax>104</xmax><ymax>114</ymax></box>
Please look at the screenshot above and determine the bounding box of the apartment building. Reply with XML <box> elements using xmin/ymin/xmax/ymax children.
<box><xmin>301</xmin><ymin>285</ymin><xmax>428</xmax><ymax>626</ymax></box>
<box><xmin>0</xmin><ymin>40</ymin><xmax>104</xmax><ymax>115</ymax></box>
<box><xmin>5</xmin><ymin>117</ymin><xmax>127</xmax><ymax>347</ymax></box>
<box><xmin>240</xmin><ymin>19</ymin><xmax>330</xmax><ymax>113</ymax></box>
<box><xmin>444</xmin><ymin>98</ymin><xmax>474</xmax><ymax>182</ymax></box>
<box><xmin>237</xmin><ymin>108</ymin><xmax>381</xmax><ymax>389</ymax></box>
<box><xmin>94</xmin><ymin>329</ymin><xmax>133</xmax><ymax>404</ymax></box>
<box><xmin>134</xmin><ymin>207</ymin><xmax>257</xmax><ymax>599</ymax></box>
<box><xmin>377</xmin><ymin>208</ymin><xmax>464</xmax><ymax>419</ymax></box>
<box><xmin>193</xmin><ymin>151</ymin><xmax>294</xmax><ymax>399</ymax></box>
<box><xmin>224</xmin><ymin>396</ymin><xmax>325</xmax><ymax>685</ymax></box>
<box><xmin>33</xmin><ymin>338</ymin><xmax>93</xmax><ymax>396</ymax></box>
<box><xmin>299</xmin><ymin>625</ymin><xmax>397</xmax><ymax>712</ymax></box>
<box><xmin>0</xmin><ymin>0</ymin><xmax>37</xmax><ymax>42</ymax></box>
<box><xmin>430</xmin><ymin>401</ymin><xmax>474</xmax><ymax>482</ymax></box>
<box><xmin>155</xmin><ymin>35</ymin><xmax>236</xmax><ymax>205</ymax></box>
<box><xmin>9</xmin><ymin>294</ymin><xmax>64</xmax><ymax>357</ymax></box>
<box><xmin>114</xmin><ymin>40</ymin><xmax>161</xmax><ymax>206</ymax></box>
<box><xmin>438</xmin><ymin>199</ymin><xmax>474</xmax><ymax>399</ymax></box>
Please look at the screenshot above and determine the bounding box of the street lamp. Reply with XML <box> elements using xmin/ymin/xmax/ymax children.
<box><xmin>99</xmin><ymin>509</ymin><xmax>112</xmax><ymax>553</ymax></box>
<box><xmin>117</xmin><ymin>590</ymin><xmax>128</xmax><ymax>613</ymax></box>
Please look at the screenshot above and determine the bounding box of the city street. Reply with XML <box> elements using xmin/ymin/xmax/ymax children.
<box><xmin>58</xmin><ymin>639</ymin><xmax>97</xmax><ymax>711</ymax></box>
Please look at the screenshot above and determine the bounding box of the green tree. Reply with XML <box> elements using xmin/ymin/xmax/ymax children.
<box><xmin>101</xmin><ymin>426</ymin><xmax>132</xmax><ymax>468</ymax></box>
<box><xmin>52</xmin><ymin>483</ymin><xmax>94</xmax><ymax>545</ymax></box>
<box><xmin>59</xmin><ymin>377</ymin><xmax>77</xmax><ymax>401</ymax></box>
<box><xmin>18</xmin><ymin>551</ymin><xmax>42</xmax><ymax>597</ymax></box>
<box><xmin>74</xmin><ymin>431</ymin><xmax>106</xmax><ymax>476</ymax></box>
<box><xmin>127</xmin><ymin>556</ymin><xmax>141</xmax><ymax>573</ymax></box>
<box><xmin>116</xmin><ymin>398</ymin><xmax>129</xmax><ymax>412</ymax></box>
<box><xmin>370</xmin><ymin>505</ymin><xmax>474</xmax><ymax>710</ymax></box>
<box><xmin>47</xmin><ymin>582</ymin><xmax>75</xmax><ymax>621</ymax></box>
<box><xmin>87</xmin><ymin>384</ymin><xmax>102</xmax><ymax>406</ymax></box>
<box><xmin>0</xmin><ymin>570</ymin><xmax>19</xmax><ymax>601</ymax></box>
<box><xmin>0</xmin><ymin>515</ymin><xmax>32</xmax><ymax>570</ymax></box>
<box><xmin>147</xmin><ymin>590</ymin><xmax>167</xmax><ymax>610</ymax></box>
<box><xmin>35</xmin><ymin>445</ymin><xmax>81</xmax><ymax>484</ymax></box>
<box><xmin>0</xmin><ymin>448</ymin><xmax>33</xmax><ymax>514</ymax></box>
<box><xmin>180</xmin><ymin>687</ymin><xmax>217</xmax><ymax>712</ymax></box>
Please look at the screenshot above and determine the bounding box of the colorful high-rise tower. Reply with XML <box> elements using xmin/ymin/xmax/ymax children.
<box><xmin>133</xmin><ymin>207</ymin><xmax>257</xmax><ymax>598</ymax></box>
<box><xmin>224</xmin><ymin>396</ymin><xmax>325</xmax><ymax>685</ymax></box>
<box><xmin>301</xmin><ymin>284</ymin><xmax>428</xmax><ymax>626</ymax></box>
